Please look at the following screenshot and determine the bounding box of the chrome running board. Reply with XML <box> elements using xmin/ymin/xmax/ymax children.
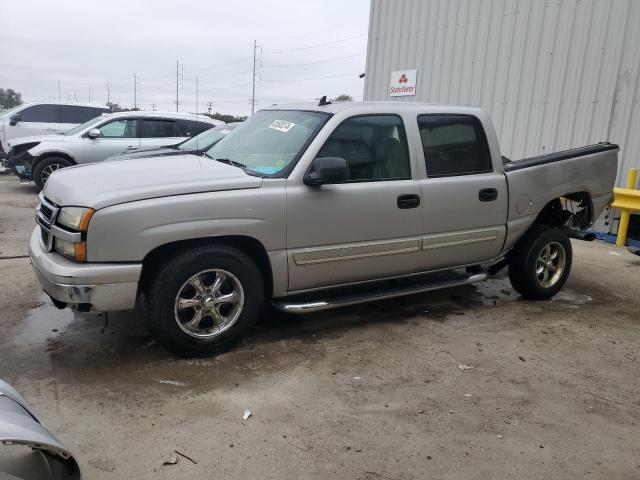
<box><xmin>272</xmin><ymin>271</ymin><xmax>487</xmax><ymax>313</ymax></box>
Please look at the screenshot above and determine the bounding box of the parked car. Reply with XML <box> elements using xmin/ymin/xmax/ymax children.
<box><xmin>0</xmin><ymin>102</ymin><xmax>111</xmax><ymax>155</ymax></box>
<box><xmin>6</xmin><ymin>111</ymin><xmax>221</xmax><ymax>189</ymax></box>
<box><xmin>28</xmin><ymin>101</ymin><xmax>618</xmax><ymax>356</ymax></box>
<box><xmin>106</xmin><ymin>122</ymin><xmax>241</xmax><ymax>162</ymax></box>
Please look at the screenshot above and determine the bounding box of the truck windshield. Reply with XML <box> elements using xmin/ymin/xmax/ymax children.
<box><xmin>205</xmin><ymin>110</ymin><xmax>329</xmax><ymax>176</ymax></box>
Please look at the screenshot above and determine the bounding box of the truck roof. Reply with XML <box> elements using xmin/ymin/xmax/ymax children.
<box><xmin>264</xmin><ymin>101</ymin><xmax>486</xmax><ymax>116</ymax></box>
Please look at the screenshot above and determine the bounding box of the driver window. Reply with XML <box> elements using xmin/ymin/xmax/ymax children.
<box><xmin>317</xmin><ymin>115</ymin><xmax>411</xmax><ymax>182</ymax></box>
<box><xmin>98</xmin><ymin>119</ymin><xmax>139</xmax><ymax>138</ymax></box>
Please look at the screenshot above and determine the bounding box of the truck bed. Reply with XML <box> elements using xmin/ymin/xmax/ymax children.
<box><xmin>503</xmin><ymin>143</ymin><xmax>618</xmax><ymax>172</ymax></box>
<box><xmin>501</xmin><ymin>142</ymin><xmax>619</xmax><ymax>252</ymax></box>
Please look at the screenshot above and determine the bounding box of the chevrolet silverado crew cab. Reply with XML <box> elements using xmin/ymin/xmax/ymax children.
<box><xmin>7</xmin><ymin>111</ymin><xmax>221</xmax><ymax>190</ymax></box>
<box><xmin>29</xmin><ymin>101</ymin><xmax>619</xmax><ymax>357</ymax></box>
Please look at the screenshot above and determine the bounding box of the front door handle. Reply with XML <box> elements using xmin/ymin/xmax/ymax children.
<box><xmin>479</xmin><ymin>188</ymin><xmax>498</xmax><ymax>202</ymax></box>
<box><xmin>397</xmin><ymin>194</ymin><xmax>421</xmax><ymax>209</ymax></box>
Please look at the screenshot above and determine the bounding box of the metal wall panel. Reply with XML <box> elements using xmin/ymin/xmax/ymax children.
<box><xmin>364</xmin><ymin>0</ymin><xmax>640</xmax><ymax>186</ymax></box>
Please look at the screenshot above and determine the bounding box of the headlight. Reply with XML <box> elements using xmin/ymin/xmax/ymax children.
<box><xmin>54</xmin><ymin>238</ymin><xmax>87</xmax><ymax>262</ymax></box>
<box><xmin>57</xmin><ymin>207</ymin><xmax>95</xmax><ymax>231</ymax></box>
<box><xmin>11</xmin><ymin>142</ymin><xmax>40</xmax><ymax>156</ymax></box>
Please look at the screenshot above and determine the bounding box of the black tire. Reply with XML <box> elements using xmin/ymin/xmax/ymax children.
<box><xmin>147</xmin><ymin>245</ymin><xmax>264</xmax><ymax>357</ymax></box>
<box><xmin>33</xmin><ymin>157</ymin><xmax>73</xmax><ymax>191</ymax></box>
<box><xmin>508</xmin><ymin>225</ymin><xmax>573</xmax><ymax>300</ymax></box>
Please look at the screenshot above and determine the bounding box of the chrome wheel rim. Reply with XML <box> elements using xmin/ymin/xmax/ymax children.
<box><xmin>536</xmin><ymin>242</ymin><xmax>566</xmax><ymax>288</ymax></box>
<box><xmin>41</xmin><ymin>163</ymin><xmax>64</xmax><ymax>183</ymax></box>
<box><xmin>174</xmin><ymin>269</ymin><xmax>245</xmax><ymax>338</ymax></box>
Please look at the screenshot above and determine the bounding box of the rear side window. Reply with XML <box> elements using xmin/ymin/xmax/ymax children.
<box><xmin>317</xmin><ymin>114</ymin><xmax>411</xmax><ymax>182</ymax></box>
<box><xmin>418</xmin><ymin>115</ymin><xmax>493</xmax><ymax>177</ymax></box>
<box><xmin>61</xmin><ymin>105</ymin><xmax>100</xmax><ymax>123</ymax></box>
<box><xmin>178</xmin><ymin>120</ymin><xmax>212</xmax><ymax>137</ymax></box>
<box><xmin>142</xmin><ymin>119</ymin><xmax>182</xmax><ymax>138</ymax></box>
<box><xmin>19</xmin><ymin>104</ymin><xmax>60</xmax><ymax>123</ymax></box>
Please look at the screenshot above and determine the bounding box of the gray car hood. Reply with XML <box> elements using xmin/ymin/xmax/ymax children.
<box><xmin>0</xmin><ymin>380</ymin><xmax>79</xmax><ymax>479</ymax></box>
<box><xmin>43</xmin><ymin>154</ymin><xmax>263</xmax><ymax>209</ymax></box>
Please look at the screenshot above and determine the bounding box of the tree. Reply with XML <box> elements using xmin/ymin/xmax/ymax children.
<box><xmin>0</xmin><ymin>88</ymin><xmax>22</xmax><ymax>109</ymax></box>
<box><xmin>333</xmin><ymin>94</ymin><xmax>353</xmax><ymax>102</ymax></box>
<box><xmin>204</xmin><ymin>112</ymin><xmax>247</xmax><ymax>123</ymax></box>
<box><xmin>106</xmin><ymin>102</ymin><xmax>139</xmax><ymax>112</ymax></box>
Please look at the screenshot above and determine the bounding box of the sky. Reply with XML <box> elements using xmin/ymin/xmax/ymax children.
<box><xmin>0</xmin><ymin>0</ymin><xmax>370</xmax><ymax>116</ymax></box>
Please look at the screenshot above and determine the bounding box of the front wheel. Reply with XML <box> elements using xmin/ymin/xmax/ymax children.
<box><xmin>33</xmin><ymin>157</ymin><xmax>73</xmax><ymax>190</ymax></box>
<box><xmin>508</xmin><ymin>225</ymin><xmax>573</xmax><ymax>300</ymax></box>
<box><xmin>147</xmin><ymin>245</ymin><xmax>264</xmax><ymax>357</ymax></box>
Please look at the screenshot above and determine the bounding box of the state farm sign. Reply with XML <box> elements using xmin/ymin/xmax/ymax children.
<box><xmin>389</xmin><ymin>69</ymin><xmax>417</xmax><ymax>97</ymax></box>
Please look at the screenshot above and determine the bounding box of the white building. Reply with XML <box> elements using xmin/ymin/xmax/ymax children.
<box><xmin>364</xmin><ymin>0</ymin><xmax>640</xmax><ymax>189</ymax></box>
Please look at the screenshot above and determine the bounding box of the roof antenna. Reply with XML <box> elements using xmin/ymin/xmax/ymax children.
<box><xmin>318</xmin><ymin>95</ymin><xmax>332</xmax><ymax>106</ymax></box>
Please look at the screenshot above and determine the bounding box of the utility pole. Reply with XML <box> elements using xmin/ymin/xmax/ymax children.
<box><xmin>106</xmin><ymin>82</ymin><xmax>111</xmax><ymax>105</ymax></box>
<box><xmin>88</xmin><ymin>86</ymin><xmax>92</xmax><ymax>103</ymax></box>
<box><xmin>57</xmin><ymin>81</ymin><xmax>61</xmax><ymax>103</ymax></box>
<box><xmin>151</xmin><ymin>104</ymin><xmax>156</xmax><ymax>111</ymax></box>
<box><xmin>251</xmin><ymin>40</ymin><xmax>262</xmax><ymax>116</ymax></box>
<box><xmin>175</xmin><ymin>60</ymin><xmax>183</xmax><ymax>112</ymax></box>
<box><xmin>195</xmin><ymin>75</ymin><xmax>199</xmax><ymax>117</ymax></box>
<box><xmin>74</xmin><ymin>90</ymin><xmax>78</xmax><ymax>102</ymax></box>
<box><xmin>207</xmin><ymin>101</ymin><xmax>213</xmax><ymax>115</ymax></box>
<box><xmin>133</xmin><ymin>74</ymin><xmax>138</xmax><ymax>110</ymax></box>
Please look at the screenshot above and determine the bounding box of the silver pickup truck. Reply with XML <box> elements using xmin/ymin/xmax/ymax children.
<box><xmin>29</xmin><ymin>101</ymin><xmax>619</xmax><ymax>356</ymax></box>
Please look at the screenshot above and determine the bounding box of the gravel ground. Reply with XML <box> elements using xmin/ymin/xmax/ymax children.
<box><xmin>0</xmin><ymin>175</ymin><xmax>638</xmax><ymax>479</ymax></box>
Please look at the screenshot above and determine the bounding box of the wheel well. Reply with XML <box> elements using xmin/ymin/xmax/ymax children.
<box><xmin>535</xmin><ymin>192</ymin><xmax>593</xmax><ymax>229</ymax></box>
<box><xmin>33</xmin><ymin>152</ymin><xmax>76</xmax><ymax>169</ymax></box>
<box><xmin>138</xmin><ymin>236</ymin><xmax>274</xmax><ymax>298</ymax></box>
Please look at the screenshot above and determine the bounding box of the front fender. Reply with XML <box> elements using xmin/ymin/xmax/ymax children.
<box><xmin>86</xmin><ymin>187</ymin><xmax>287</xmax><ymax>263</ymax></box>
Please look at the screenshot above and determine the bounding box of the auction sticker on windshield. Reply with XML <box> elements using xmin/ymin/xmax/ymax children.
<box><xmin>269</xmin><ymin>120</ymin><xmax>296</xmax><ymax>132</ymax></box>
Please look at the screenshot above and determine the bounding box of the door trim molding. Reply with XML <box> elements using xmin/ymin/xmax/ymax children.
<box><xmin>292</xmin><ymin>238</ymin><xmax>420</xmax><ymax>266</ymax></box>
<box><xmin>421</xmin><ymin>228</ymin><xmax>500</xmax><ymax>251</ymax></box>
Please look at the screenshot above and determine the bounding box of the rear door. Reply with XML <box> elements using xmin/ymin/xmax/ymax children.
<box><xmin>140</xmin><ymin>118</ymin><xmax>185</xmax><ymax>148</ymax></box>
<box><xmin>415</xmin><ymin>114</ymin><xmax>508</xmax><ymax>269</ymax></box>
<box><xmin>8</xmin><ymin>104</ymin><xmax>60</xmax><ymax>141</ymax></box>
<box><xmin>81</xmin><ymin>117</ymin><xmax>140</xmax><ymax>163</ymax></box>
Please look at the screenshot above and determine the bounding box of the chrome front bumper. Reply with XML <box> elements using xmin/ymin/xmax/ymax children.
<box><xmin>28</xmin><ymin>228</ymin><xmax>142</xmax><ymax>311</ymax></box>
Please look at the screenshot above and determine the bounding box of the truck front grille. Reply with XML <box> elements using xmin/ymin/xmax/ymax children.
<box><xmin>35</xmin><ymin>195</ymin><xmax>59</xmax><ymax>252</ymax></box>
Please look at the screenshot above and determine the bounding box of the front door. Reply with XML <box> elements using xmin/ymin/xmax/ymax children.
<box><xmin>82</xmin><ymin>117</ymin><xmax>141</xmax><ymax>163</ymax></box>
<box><xmin>286</xmin><ymin>114</ymin><xmax>424</xmax><ymax>292</ymax></box>
<box><xmin>415</xmin><ymin>114</ymin><xmax>508</xmax><ymax>270</ymax></box>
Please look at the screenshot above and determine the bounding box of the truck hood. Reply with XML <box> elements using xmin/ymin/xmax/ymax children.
<box><xmin>44</xmin><ymin>154</ymin><xmax>263</xmax><ymax>209</ymax></box>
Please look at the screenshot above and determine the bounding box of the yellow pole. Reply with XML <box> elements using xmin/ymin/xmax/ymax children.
<box><xmin>616</xmin><ymin>168</ymin><xmax>639</xmax><ymax>246</ymax></box>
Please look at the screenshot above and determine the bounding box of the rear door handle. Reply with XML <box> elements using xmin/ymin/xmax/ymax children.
<box><xmin>397</xmin><ymin>194</ymin><xmax>421</xmax><ymax>209</ymax></box>
<box><xmin>479</xmin><ymin>188</ymin><xmax>498</xmax><ymax>202</ymax></box>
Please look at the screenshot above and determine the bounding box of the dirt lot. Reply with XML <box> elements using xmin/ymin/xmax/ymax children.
<box><xmin>0</xmin><ymin>175</ymin><xmax>638</xmax><ymax>479</ymax></box>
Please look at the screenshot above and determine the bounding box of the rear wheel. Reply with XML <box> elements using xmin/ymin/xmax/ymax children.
<box><xmin>33</xmin><ymin>157</ymin><xmax>73</xmax><ymax>190</ymax></box>
<box><xmin>147</xmin><ymin>245</ymin><xmax>264</xmax><ymax>357</ymax></box>
<box><xmin>508</xmin><ymin>225</ymin><xmax>572</xmax><ymax>300</ymax></box>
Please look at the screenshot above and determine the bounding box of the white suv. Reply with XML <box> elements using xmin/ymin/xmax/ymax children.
<box><xmin>0</xmin><ymin>102</ymin><xmax>111</xmax><ymax>154</ymax></box>
<box><xmin>6</xmin><ymin>111</ymin><xmax>222</xmax><ymax>190</ymax></box>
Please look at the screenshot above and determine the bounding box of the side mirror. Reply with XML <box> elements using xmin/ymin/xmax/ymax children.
<box><xmin>9</xmin><ymin>114</ymin><xmax>21</xmax><ymax>126</ymax></box>
<box><xmin>86</xmin><ymin>128</ymin><xmax>101</xmax><ymax>139</ymax></box>
<box><xmin>304</xmin><ymin>157</ymin><xmax>348</xmax><ymax>186</ymax></box>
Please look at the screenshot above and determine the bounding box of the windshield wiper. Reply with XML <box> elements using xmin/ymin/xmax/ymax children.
<box><xmin>210</xmin><ymin>156</ymin><xmax>247</xmax><ymax>169</ymax></box>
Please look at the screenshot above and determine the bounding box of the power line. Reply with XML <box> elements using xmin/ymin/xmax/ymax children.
<box><xmin>263</xmin><ymin>52</ymin><xmax>365</xmax><ymax>69</ymax></box>
<box><xmin>185</xmin><ymin>56</ymin><xmax>254</xmax><ymax>72</ymax></box>
<box><xmin>262</xmin><ymin>34</ymin><xmax>367</xmax><ymax>55</ymax></box>
<box><xmin>263</xmin><ymin>71</ymin><xmax>363</xmax><ymax>83</ymax></box>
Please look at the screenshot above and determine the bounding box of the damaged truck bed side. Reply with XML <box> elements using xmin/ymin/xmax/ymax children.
<box><xmin>28</xmin><ymin>101</ymin><xmax>619</xmax><ymax>356</ymax></box>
